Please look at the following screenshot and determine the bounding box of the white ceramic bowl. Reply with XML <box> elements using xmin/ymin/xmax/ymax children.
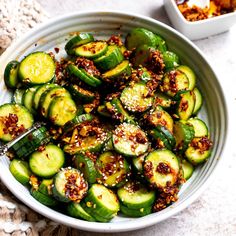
<box><xmin>164</xmin><ymin>0</ymin><xmax>236</xmax><ymax>40</ymax></box>
<box><xmin>0</xmin><ymin>11</ymin><xmax>227</xmax><ymax>232</ymax></box>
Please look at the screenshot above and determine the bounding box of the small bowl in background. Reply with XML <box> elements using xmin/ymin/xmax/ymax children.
<box><xmin>164</xmin><ymin>0</ymin><xmax>236</xmax><ymax>40</ymax></box>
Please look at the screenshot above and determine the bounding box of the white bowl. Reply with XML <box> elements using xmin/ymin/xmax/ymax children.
<box><xmin>0</xmin><ymin>11</ymin><xmax>227</xmax><ymax>232</ymax></box>
<box><xmin>164</xmin><ymin>0</ymin><xmax>236</xmax><ymax>40</ymax></box>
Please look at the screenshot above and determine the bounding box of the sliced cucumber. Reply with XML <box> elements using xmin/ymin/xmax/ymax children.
<box><xmin>29</xmin><ymin>144</ymin><xmax>65</xmax><ymax>178</ymax></box>
<box><xmin>0</xmin><ymin>103</ymin><xmax>34</xmax><ymax>142</ymax></box>
<box><xmin>155</xmin><ymin>34</ymin><xmax>167</xmax><ymax>52</ymax></box>
<box><xmin>143</xmin><ymin>149</ymin><xmax>179</xmax><ymax>188</ymax></box>
<box><xmin>9</xmin><ymin>159</ymin><xmax>32</xmax><ymax>185</ymax></box>
<box><xmin>125</xmin><ymin>28</ymin><xmax>158</xmax><ymax>50</ymax></box>
<box><xmin>18</xmin><ymin>52</ymin><xmax>55</xmax><ymax>85</ymax></box>
<box><xmin>22</xmin><ymin>86</ymin><xmax>39</xmax><ymax>114</ymax></box>
<box><xmin>31</xmin><ymin>188</ymin><xmax>58</xmax><ymax>207</ymax></box>
<box><xmin>11</xmin><ymin>126</ymin><xmax>50</xmax><ymax>159</ymax></box>
<box><xmin>120</xmin><ymin>203</ymin><xmax>152</xmax><ymax>217</ymax></box>
<box><xmin>154</xmin><ymin>92</ymin><xmax>172</xmax><ymax>109</ymax></box>
<box><xmin>53</xmin><ymin>167</ymin><xmax>88</xmax><ymax>202</ymax></box>
<box><xmin>48</xmin><ymin>96</ymin><xmax>77</xmax><ymax>126</ymax></box>
<box><xmin>67</xmin><ymin>64</ymin><xmax>102</xmax><ymax>87</ymax></box>
<box><xmin>65</xmin><ymin>33</ymin><xmax>94</xmax><ymax>55</ymax></box>
<box><xmin>187</xmin><ymin>118</ymin><xmax>208</xmax><ymax>137</ymax></box>
<box><xmin>132</xmin><ymin>153</ymin><xmax>146</xmax><ymax>173</ymax></box>
<box><xmin>113</xmin><ymin>123</ymin><xmax>149</xmax><ymax>157</ymax></box>
<box><xmin>175</xmin><ymin>91</ymin><xmax>195</xmax><ymax>120</ymax></box>
<box><xmin>67</xmin><ymin>84</ymin><xmax>95</xmax><ymax>102</ymax></box>
<box><xmin>149</xmin><ymin>129</ymin><xmax>172</xmax><ymax>150</ymax></box>
<box><xmin>177</xmin><ymin>65</ymin><xmax>196</xmax><ymax>90</ymax></box>
<box><xmin>102</xmin><ymin>60</ymin><xmax>131</xmax><ymax>81</ymax></box>
<box><xmin>192</xmin><ymin>87</ymin><xmax>203</xmax><ymax>114</ymax></box>
<box><xmin>173</xmin><ymin>121</ymin><xmax>195</xmax><ymax>153</ymax></box>
<box><xmin>120</xmin><ymin>83</ymin><xmax>154</xmax><ymax>113</ymax></box>
<box><xmin>38</xmin><ymin>179</ymin><xmax>54</xmax><ymax>196</ymax></box>
<box><xmin>39</xmin><ymin>86</ymin><xmax>70</xmax><ymax>117</ymax></box>
<box><xmin>12</xmin><ymin>89</ymin><xmax>25</xmax><ymax>104</ymax></box>
<box><xmin>181</xmin><ymin>159</ymin><xmax>194</xmax><ymax>180</ymax></box>
<box><xmin>161</xmin><ymin>70</ymin><xmax>189</xmax><ymax>97</ymax></box>
<box><xmin>156</xmin><ymin>125</ymin><xmax>176</xmax><ymax>148</ymax></box>
<box><xmin>33</xmin><ymin>83</ymin><xmax>58</xmax><ymax>110</ymax></box>
<box><xmin>74</xmin><ymin>41</ymin><xmax>108</xmax><ymax>59</ymax></box>
<box><xmin>96</xmin><ymin>151</ymin><xmax>130</xmax><ymax>188</ymax></box>
<box><xmin>74</xmin><ymin>153</ymin><xmax>98</xmax><ymax>184</ymax></box>
<box><xmin>106</xmin><ymin>98</ymin><xmax>135</xmax><ymax>124</ymax></box>
<box><xmin>67</xmin><ymin>202</ymin><xmax>96</xmax><ymax>222</ymax></box>
<box><xmin>94</xmin><ymin>45</ymin><xmax>124</xmax><ymax>71</ymax></box>
<box><xmin>82</xmin><ymin>184</ymin><xmax>120</xmax><ymax>221</ymax></box>
<box><xmin>162</xmin><ymin>51</ymin><xmax>180</xmax><ymax>69</ymax></box>
<box><xmin>4</xmin><ymin>60</ymin><xmax>20</xmax><ymax>89</ymax></box>
<box><xmin>185</xmin><ymin>137</ymin><xmax>212</xmax><ymax>165</ymax></box>
<box><xmin>146</xmin><ymin>105</ymin><xmax>174</xmax><ymax>133</ymax></box>
<box><xmin>117</xmin><ymin>181</ymin><xmax>155</xmax><ymax>209</ymax></box>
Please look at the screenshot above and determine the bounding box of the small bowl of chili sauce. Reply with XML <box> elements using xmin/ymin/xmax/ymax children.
<box><xmin>164</xmin><ymin>0</ymin><xmax>236</xmax><ymax>40</ymax></box>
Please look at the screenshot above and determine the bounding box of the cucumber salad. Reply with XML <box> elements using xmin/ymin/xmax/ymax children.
<box><xmin>1</xmin><ymin>28</ymin><xmax>213</xmax><ymax>222</ymax></box>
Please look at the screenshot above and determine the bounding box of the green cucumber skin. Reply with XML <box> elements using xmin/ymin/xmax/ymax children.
<box><xmin>181</xmin><ymin>159</ymin><xmax>194</xmax><ymax>180</ymax></box>
<box><xmin>162</xmin><ymin>51</ymin><xmax>180</xmax><ymax>70</ymax></box>
<box><xmin>31</xmin><ymin>189</ymin><xmax>58</xmax><ymax>207</ymax></box>
<box><xmin>192</xmin><ymin>87</ymin><xmax>203</xmax><ymax>115</ymax></box>
<box><xmin>149</xmin><ymin>129</ymin><xmax>172</xmax><ymax>150</ymax></box>
<box><xmin>22</xmin><ymin>86</ymin><xmax>39</xmax><ymax>115</ymax></box>
<box><xmin>67</xmin><ymin>84</ymin><xmax>95</xmax><ymax>102</ymax></box>
<box><xmin>120</xmin><ymin>204</ymin><xmax>152</xmax><ymax>217</ymax></box>
<box><xmin>177</xmin><ymin>65</ymin><xmax>196</xmax><ymax>91</ymax></box>
<box><xmin>38</xmin><ymin>179</ymin><xmax>54</xmax><ymax>196</ymax></box>
<box><xmin>12</xmin><ymin>89</ymin><xmax>25</xmax><ymax>104</ymax></box>
<box><xmin>4</xmin><ymin>60</ymin><xmax>20</xmax><ymax>89</ymax></box>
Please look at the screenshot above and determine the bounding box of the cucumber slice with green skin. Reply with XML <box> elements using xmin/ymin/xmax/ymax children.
<box><xmin>52</xmin><ymin>167</ymin><xmax>88</xmax><ymax>203</ymax></box>
<box><xmin>185</xmin><ymin>137</ymin><xmax>212</xmax><ymax>165</ymax></box>
<box><xmin>125</xmin><ymin>28</ymin><xmax>158</xmax><ymax>50</ymax></box>
<box><xmin>187</xmin><ymin>118</ymin><xmax>208</xmax><ymax>137</ymax></box>
<box><xmin>97</xmin><ymin>105</ymin><xmax>111</xmax><ymax>118</ymax></box>
<box><xmin>192</xmin><ymin>87</ymin><xmax>203</xmax><ymax>115</ymax></box>
<box><xmin>137</xmin><ymin>67</ymin><xmax>152</xmax><ymax>83</ymax></box>
<box><xmin>120</xmin><ymin>83</ymin><xmax>154</xmax><ymax>113</ymax></box>
<box><xmin>29</xmin><ymin>144</ymin><xmax>65</xmax><ymax>178</ymax></box>
<box><xmin>67</xmin><ymin>202</ymin><xmax>96</xmax><ymax>222</ymax></box>
<box><xmin>106</xmin><ymin>98</ymin><xmax>135</xmax><ymax>124</ymax></box>
<box><xmin>160</xmin><ymin>70</ymin><xmax>189</xmax><ymax>97</ymax></box>
<box><xmin>102</xmin><ymin>136</ymin><xmax>114</xmax><ymax>151</ymax></box>
<box><xmin>39</xmin><ymin>86</ymin><xmax>70</xmax><ymax>117</ymax></box>
<box><xmin>149</xmin><ymin>129</ymin><xmax>172</xmax><ymax>150</ymax></box>
<box><xmin>22</xmin><ymin>86</ymin><xmax>39</xmax><ymax>114</ymax></box>
<box><xmin>9</xmin><ymin>159</ymin><xmax>32</xmax><ymax>185</ymax></box>
<box><xmin>74</xmin><ymin>41</ymin><xmax>108</xmax><ymax>59</ymax></box>
<box><xmin>173</xmin><ymin>121</ymin><xmax>195</xmax><ymax>153</ymax></box>
<box><xmin>18</xmin><ymin>52</ymin><xmax>55</xmax><ymax>85</ymax></box>
<box><xmin>155</xmin><ymin>34</ymin><xmax>167</xmax><ymax>52</ymax></box>
<box><xmin>132</xmin><ymin>153</ymin><xmax>146</xmax><ymax>173</ymax></box>
<box><xmin>67</xmin><ymin>84</ymin><xmax>95</xmax><ymax>102</ymax></box>
<box><xmin>175</xmin><ymin>90</ymin><xmax>195</xmax><ymax>121</ymax></box>
<box><xmin>0</xmin><ymin>103</ymin><xmax>34</xmax><ymax>142</ymax></box>
<box><xmin>143</xmin><ymin>149</ymin><xmax>180</xmax><ymax>188</ymax></box>
<box><xmin>4</xmin><ymin>60</ymin><xmax>20</xmax><ymax>89</ymax></box>
<box><xmin>146</xmin><ymin>105</ymin><xmax>174</xmax><ymax>133</ymax></box>
<box><xmin>65</xmin><ymin>33</ymin><xmax>94</xmax><ymax>55</ymax></box>
<box><xmin>38</xmin><ymin>179</ymin><xmax>54</xmax><ymax>196</ymax></box>
<box><xmin>12</xmin><ymin>89</ymin><xmax>25</xmax><ymax>104</ymax></box>
<box><xmin>63</xmin><ymin>113</ymin><xmax>94</xmax><ymax>134</ymax></box>
<box><xmin>154</xmin><ymin>92</ymin><xmax>172</xmax><ymax>109</ymax></box>
<box><xmin>67</xmin><ymin>64</ymin><xmax>102</xmax><ymax>87</ymax></box>
<box><xmin>102</xmin><ymin>60</ymin><xmax>131</xmax><ymax>81</ymax></box>
<box><xmin>112</xmin><ymin>123</ymin><xmax>149</xmax><ymax>157</ymax></box>
<box><xmin>96</xmin><ymin>151</ymin><xmax>131</xmax><ymax>188</ymax></box>
<box><xmin>48</xmin><ymin>96</ymin><xmax>77</xmax><ymax>126</ymax></box>
<box><xmin>33</xmin><ymin>83</ymin><xmax>58</xmax><ymax>110</ymax></box>
<box><xmin>177</xmin><ymin>65</ymin><xmax>196</xmax><ymax>91</ymax></box>
<box><xmin>120</xmin><ymin>203</ymin><xmax>152</xmax><ymax>217</ymax></box>
<box><xmin>94</xmin><ymin>45</ymin><xmax>124</xmax><ymax>71</ymax></box>
<box><xmin>82</xmin><ymin>184</ymin><xmax>120</xmax><ymax>220</ymax></box>
<box><xmin>181</xmin><ymin>159</ymin><xmax>194</xmax><ymax>180</ymax></box>
<box><xmin>117</xmin><ymin>181</ymin><xmax>155</xmax><ymax>209</ymax></box>
<box><xmin>74</xmin><ymin>153</ymin><xmax>98</xmax><ymax>184</ymax></box>
<box><xmin>30</xmin><ymin>188</ymin><xmax>58</xmax><ymax>207</ymax></box>
<box><xmin>162</xmin><ymin>51</ymin><xmax>180</xmax><ymax>70</ymax></box>
<box><xmin>11</xmin><ymin>126</ymin><xmax>50</xmax><ymax>159</ymax></box>
<box><xmin>156</xmin><ymin>125</ymin><xmax>176</xmax><ymax>148</ymax></box>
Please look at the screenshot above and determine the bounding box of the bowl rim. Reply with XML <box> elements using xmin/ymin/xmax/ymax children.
<box><xmin>166</xmin><ymin>0</ymin><xmax>236</xmax><ymax>25</ymax></box>
<box><xmin>0</xmin><ymin>10</ymin><xmax>228</xmax><ymax>232</ymax></box>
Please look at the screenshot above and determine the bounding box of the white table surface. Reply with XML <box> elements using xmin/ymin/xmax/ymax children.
<box><xmin>38</xmin><ymin>0</ymin><xmax>236</xmax><ymax>235</ymax></box>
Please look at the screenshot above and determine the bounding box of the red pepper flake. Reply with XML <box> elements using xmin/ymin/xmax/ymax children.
<box><xmin>54</xmin><ymin>47</ymin><xmax>60</xmax><ymax>53</ymax></box>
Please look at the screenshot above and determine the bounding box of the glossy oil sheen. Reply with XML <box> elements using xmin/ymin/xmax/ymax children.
<box><xmin>0</xmin><ymin>11</ymin><xmax>227</xmax><ymax>232</ymax></box>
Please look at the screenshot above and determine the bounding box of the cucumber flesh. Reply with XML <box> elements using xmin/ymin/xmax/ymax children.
<box><xmin>192</xmin><ymin>87</ymin><xmax>203</xmax><ymax>115</ymax></box>
<box><xmin>22</xmin><ymin>86</ymin><xmax>39</xmax><ymax>114</ymax></box>
<box><xmin>181</xmin><ymin>159</ymin><xmax>194</xmax><ymax>180</ymax></box>
<box><xmin>12</xmin><ymin>89</ymin><xmax>25</xmax><ymax>104</ymax></box>
<box><xmin>187</xmin><ymin>118</ymin><xmax>208</xmax><ymax>137</ymax></box>
<box><xmin>4</xmin><ymin>60</ymin><xmax>20</xmax><ymax>89</ymax></box>
<box><xmin>38</xmin><ymin>179</ymin><xmax>54</xmax><ymax>196</ymax></box>
<box><xmin>29</xmin><ymin>144</ymin><xmax>65</xmax><ymax>178</ymax></box>
<box><xmin>177</xmin><ymin>65</ymin><xmax>196</xmax><ymax>90</ymax></box>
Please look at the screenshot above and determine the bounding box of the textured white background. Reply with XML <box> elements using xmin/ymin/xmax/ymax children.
<box><xmin>23</xmin><ymin>0</ymin><xmax>236</xmax><ymax>235</ymax></box>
